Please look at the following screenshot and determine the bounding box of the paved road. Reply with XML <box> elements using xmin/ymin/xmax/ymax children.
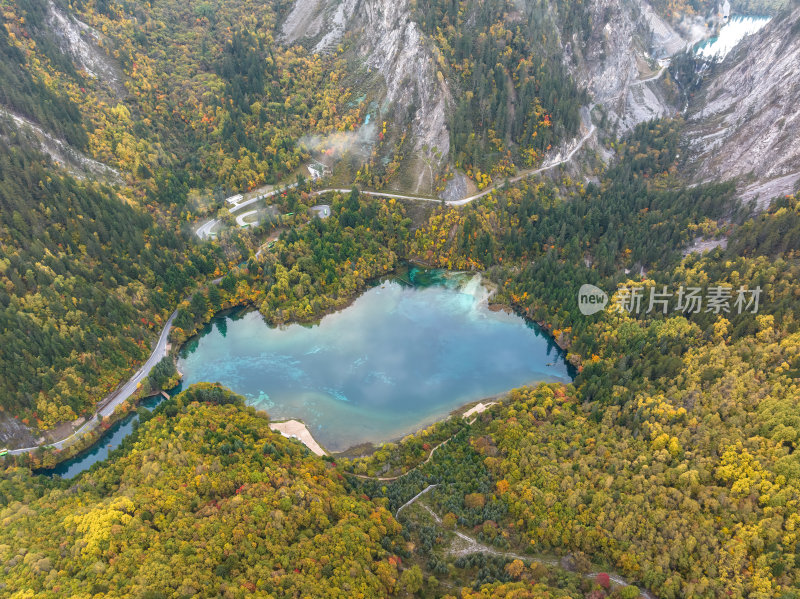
<box><xmin>15</xmin><ymin>69</ymin><xmax>668</xmax><ymax>456</ymax></box>
<box><xmin>197</xmin><ymin>184</ymin><xmax>299</xmax><ymax>239</ymax></box>
<box><xmin>230</xmin><ymin>183</ymin><xmax>298</xmax><ymax>213</ymax></box>
<box><xmin>196</xmin><ymin>101</ymin><xmax>604</xmax><ymax>239</ymax></box>
<box><xmin>235</xmin><ymin>210</ymin><xmax>259</xmax><ymax>227</ymax></box>
<box><xmin>194</xmin><ymin>123</ymin><xmax>596</xmax><ymax>239</ymax></box>
<box><xmin>195</xmin><ymin>218</ymin><xmax>220</xmax><ymax>239</ymax></box>
<box><xmin>9</xmin><ymin>310</ymin><xmax>177</xmax><ymax>455</ymax></box>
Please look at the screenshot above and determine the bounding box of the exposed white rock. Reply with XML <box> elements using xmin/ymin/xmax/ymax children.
<box><xmin>639</xmin><ymin>0</ymin><xmax>689</xmax><ymax>58</ymax></box>
<box><xmin>686</xmin><ymin>7</ymin><xmax>800</xmax><ymax>208</ymax></box>
<box><xmin>566</xmin><ymin>0</ymin><xmax>682</xmax><ymax>135</ymax></box>
<box><xmin>281</xmin><ymin>0</ymin><xmax>327</xmax><ymax>43</ymax></box>
<box><xmin>281</xmin><ymin>0</ymin><xmax>451</xmax><ymax>177</ymax></box>
<box><xmin>0</xmin><ymin>107</ymin><xmax>122</xmax><ymax>182</ymax></box>
<box><xmin>45</xmin><ymin>1</ymin><xmax>123</xmax><ymax>94</ymax></box>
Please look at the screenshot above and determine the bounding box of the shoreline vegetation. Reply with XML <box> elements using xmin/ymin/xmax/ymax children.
<box><xmin>7</xmin><ymin>382</ymin><xmax>655</xmax><ymax>597</ymax></box>
<box><xmin>8</xmin><ymin>167</ymin><xmax>581</xmax><ymax>466</ymax></box>
<box><xmin>25</xmin><ymin>261</ymin><xmax>570</xmax><ymax>473</ymax></box>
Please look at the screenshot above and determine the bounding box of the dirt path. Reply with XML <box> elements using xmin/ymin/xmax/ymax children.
<box><xmin>400</xmin><ymin>490</ymin><xmax>657</xmax><ymax>599</ymax></box>
<box><xmin>347</xmin><ymin>433</ymin><xmax>456</xmax><ymax>482</ymax></box>
<box><xmin>395</xmin><ymin>484</ymin><xmax>438</xmax><ymax>518</ymax></box>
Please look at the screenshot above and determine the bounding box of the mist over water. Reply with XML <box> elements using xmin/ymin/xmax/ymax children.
<box><xmin>178</xmin><ymin>269</ymin><xmax>572</xmax><ymax>451</ymax></box>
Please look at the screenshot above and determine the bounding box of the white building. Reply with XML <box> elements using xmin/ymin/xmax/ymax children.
<box><xmin>225</xmin><ymin>193</ymin><xmax>243</xmax><ymax>206</ymax></box>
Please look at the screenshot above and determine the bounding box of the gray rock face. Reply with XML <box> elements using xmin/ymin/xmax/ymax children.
<box><xmin>45</xmin><ymin>1</ymin><xmax>124</xmax><ymax>95</ymax></box>
<box><xmin>281</xmin><ymin>0</ymin><xmax>451</xmax><ymax>164</ymax></box>
<box><xmin>0</xmin><ymin>109</ymin><xmax>121</xmax><ymax>182</ymax></box>
<box><xmin>566</xmin><ymin>0</ymin><xmax>684</xmax><ymax>134</ymax></box>
<box><xmin>685</xmin><ymin>7</ymin><xmax>800</xmax><ymax>207</ymax></box>
<box><xmin>0</xmin><ymin>413</ymin><xmax>36</xmax><ymax>450</ymax></box>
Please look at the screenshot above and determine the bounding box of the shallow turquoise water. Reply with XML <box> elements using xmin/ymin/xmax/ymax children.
<box><xmin>695</xmin><ymin>16</ymin><xmax>771</xmax><ymax>61</ymax></box>
<box><xmin>178</xmin><ymin>269</ymin><xmax>572</xmax><ymax>451</ymax></box>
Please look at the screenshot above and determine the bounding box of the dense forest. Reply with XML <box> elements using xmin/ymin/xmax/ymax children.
<box><xmin>1</xmin><ymin>0</ymin><xmax>370</xmax><ymax>197</ymax></box>
<box><xmin>0</xmin><ymin>125</ymin><xmax>221</xmax><ymax>424</ymax></box>
<box><xmin>350</xmin><ymin>128</ymin><xmax>800</xmax><ymax>596</ymax></box>
<box><xmin>0</xmin><ymin>384</ymin><xmax>638</xmax><ymax>598</ymax></box>
<box><xmin>2</xmin><ymin>0</ymin><xmax>800</xmax><ymax>596</ymax></box>
<box><xmin>166</xmin><ymin>186</ymin><xmax>412</xmax><ymax>345</ymax></box>
<box><xmin>414</xmin><ymin>0</ymin><xmax>586</xmax><ymax>184</ymax></box>
<box><xmin>0</xmin><ymin>384</ymin><xmax>406</xmax><ymax>597</ymax></box>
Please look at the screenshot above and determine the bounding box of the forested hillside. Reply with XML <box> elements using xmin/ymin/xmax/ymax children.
<box><xmin>356</xmin><ymin>123</ymin><xmax>800</xmax><ymax>597</ymax></box>
<box><xmin>413</xmin><ymin>0</ymin><xmax>586</xmax><ymax>182</ymax></box>
<box><xmin>1</xmin><ymin>0</ymin><xmax>365</xmax><ymax>192</ymax></box>
<box><xmin>2</xmin><ymin>0</ymin><xmax>800</xmax><ymax>596</ymax></box>
<box><xmin>0</xmin><ymin>125</ymin><xmax>220</xmax><ymax>425</ymax></box>
<box><xmin>0</xmin><ymin>384</ymin><xmax>406</xmax><ymax>597</ymax></box>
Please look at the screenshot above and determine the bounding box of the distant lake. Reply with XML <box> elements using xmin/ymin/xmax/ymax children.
<box><xmin>178</xmin><ymin>268</ymin><xmax>572</xmax><ymax>452</ymax></box>
<box><xmin>695</xmin><ymin>15</ymin><xmax>771</xmax><ymax>61</ymax></box>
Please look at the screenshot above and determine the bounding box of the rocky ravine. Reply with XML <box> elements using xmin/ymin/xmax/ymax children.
<box><xmin>685</xmin><ymin>7</ymin><xmax>800</xmax><ymax>207</ymax></box>
<box><xmin>281</xmin><ymin>0</ymin><xmax>696</xmax><ymax>174</ymax></box>
<box><xmin>281</xmin><ymin>0</ymin><xmax>451</xmax><ymax>193</ymax></box>
<box><xmin>565</xmin><ymin>0</ymin><xmax>699</xmax><ymax>135</ymax></box>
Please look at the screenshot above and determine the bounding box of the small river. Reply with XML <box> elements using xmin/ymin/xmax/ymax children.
<box><xmin>177</xmin><ymin>267</ymin><xmax>572</xmax><ymax>452</ymax></box>
<box><xmin>37</xmin><ymin>394</ymin><xmax>166</xmax><ymax>479</ymax></box>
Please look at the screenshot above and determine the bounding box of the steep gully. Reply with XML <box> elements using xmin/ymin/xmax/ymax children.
<box><xmin>195</xmin><ymin>63</ymin><xmax>668</xmax><ymax>239</ymax></box>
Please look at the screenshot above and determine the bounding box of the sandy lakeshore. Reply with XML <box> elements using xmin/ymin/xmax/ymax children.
<box><xmin>462</xmin><ymin>401</ymin><xmax>497</xmax><ymax>420</ymax></box>
<box><xmin>269</xmin><ymin>420</ymin><xmax>327</xmax><ymax>456</ymax></box>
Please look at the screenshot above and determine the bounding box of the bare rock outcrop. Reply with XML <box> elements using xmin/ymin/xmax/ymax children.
<box><xmin>685</xmin><ymin>7</ymin><xmax>800</xmax><ymax>207</ymax></box>
<box><xmin>45</xmin><ymin>1</ymin><xmax>124</xmax><ymax>95</ymax></box>
<box><xmin>565</xmin><ymin>0</ymin><xmax>685</xmax><ymax>134</ymax></box>
<box><xmin>281</xmin><ymin>0</ymin><xmax>451</xmax><ymax>165</ymax></box>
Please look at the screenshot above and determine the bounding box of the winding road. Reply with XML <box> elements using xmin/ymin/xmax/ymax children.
<box><xmin>196</xmin><ymin>184</ymin><xmax>299</xmax><ymax>239</ymax></box>
<box><xmin>195</xmin><ymin>105</ymin><xmax>600</xmax><ymax>238</ymax></box>
<box><xmin>8</xmin><ymin>311</ymin><xmax>178</xmax><ymax>455</ymax></box>
<box><xmin>13</xmin><ymin>67</ymin><xmax>668</xmax><ymax>456</ymax></box>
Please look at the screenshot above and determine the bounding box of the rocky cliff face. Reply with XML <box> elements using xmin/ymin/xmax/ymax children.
<box><xmin>281</xmin><ymin>0</ymin><xmax>451</xmax><ymax>187</ymax></box>
<box><xmin>685</xmin><ymin>7</ymin><xmax>800</xmax><ymax>207</ymax></box>
<box><xmin>280</xmin><ymin>0</ymin><xmax>799</xmax><ymax>204</ymax></box>
<box><xmin>45</xmin><ymin>0</ymin><xmax>124</xmax><ymax>95</ymax></box>
<box><xmin>280</xmin><ymin>0</ymin><xmax>689</xmax><ymax>181</ymax></box>
<box><xmin>564</xmin><ymin>0</ymin><xmax>698</xmax><ymax>134</ymax></box>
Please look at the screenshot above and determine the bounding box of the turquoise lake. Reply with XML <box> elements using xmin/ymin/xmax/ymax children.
<box><xmin>178</xmin><ymin>268</ymin><xmax>572</xmax><ymax>452</ymax></box>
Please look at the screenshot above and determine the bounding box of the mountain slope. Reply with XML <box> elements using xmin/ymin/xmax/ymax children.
<box><xmin>565</xmin><ymin>0</ymin><xmax>684</xmax><ymax>134</ymax></box>
<box><xmin>684</xmin><ymin>6</ymin><xmax>800</xmax><ymax>206</ymax></box>
<box><xmin>281</xmin><ymin>0</ymin><xmax>452</xmax><ymax>193</ymax></box>
<box><xmin>0</xmin><ymin>385</ymin><xmax>404</xmax><ymax>597</ymax></box>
